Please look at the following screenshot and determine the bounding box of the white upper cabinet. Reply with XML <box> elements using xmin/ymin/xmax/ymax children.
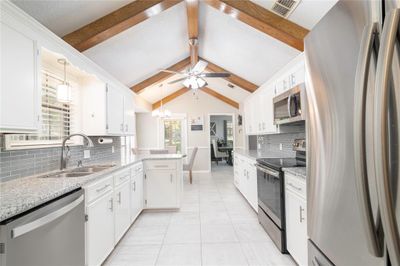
<box><xmin>123</xmin><ymin>90</ymin><xmax>136</xmax><ymax>135</ymax></box>
<box><xmin>106</xmin><ymin>84</ymin><xmax>125</xmax><ymax>135</ymax></box>
<box><xmin>81</xmin><ymin>79</ymin><xmax>136</xmax><ymax>136</ymax></box>
<box><xmin>244</xmin><ymin>53</ymin><xmax>305</xmax><ymax>136</ymax></box>
<box><xmin>0</xmin><ymin>21</ymin><xmax>40</xmax><ymax>133</ymax></box>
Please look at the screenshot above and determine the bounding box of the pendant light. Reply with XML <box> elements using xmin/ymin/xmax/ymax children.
<box><xmin>152</xmin><ymin>84</ymin><xmax>171</xmax><ymax>118</ymax></box>
<box><xmin>57</xmin><ymin>58</ymin><xmax>71</xmax><ymax>103</ymax></box>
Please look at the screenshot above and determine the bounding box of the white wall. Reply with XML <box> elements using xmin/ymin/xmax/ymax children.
<box><xmin>136</xmin><ymin>90</ymin><xmax>244</xmax><ymax>172</ymax></box>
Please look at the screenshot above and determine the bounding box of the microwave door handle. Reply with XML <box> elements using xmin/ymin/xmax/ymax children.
<box><xmin>287</xmin><ymin>94</ymin><xmax>292</xmax><ymax>118</ymax></box>
<box><xmin>374</xmin><ymin>8</ymin><xmax>400</xmax><ymax>266</ymax></box>
<box><xmin>353</xmin><ymin>22</ymin><xmax>383</xmax><ymax>257</ymax></box>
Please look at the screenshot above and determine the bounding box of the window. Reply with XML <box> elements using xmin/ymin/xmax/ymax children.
<box><xmin>163</xmin><ymin>119</ymin><xmax>183</xmax><ymax>153</ymax></box>
<box><xmin>5</xmin><ymin>70</ymin><xmax>79</xmax><ymax>149</ymax></box>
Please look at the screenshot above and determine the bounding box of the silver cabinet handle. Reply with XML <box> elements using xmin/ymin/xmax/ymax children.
<box><xmin>125</xmin><ymin>124</ymin><xmax>128</xmax><ymax>132</ymax></box>
<box><xmin>133</xmin><ymin>181</ymin><xmax>136</xmax><ymax>192</ymax></box>
<box><xmin>288</xmin><ymin>182</ymin><xmax>301</xmax><ymax>191</ymax></box>
<box><xmin>118</xmin><ymin>192</ymin><xmax>122</xmax><ymax>204</ymax></box>
<box><xmin>96</xmin><ymin>184</ymin><xmax>110</xmax><ymax>193</ymax></box>
<box><xmin>154</xmin><ymin>165</ymin><xmax>169</xmax><ymax>168</ymax></box>
<box><xmin>299</xmin><ymin>206</ymin><xmax>304</xmax><ymax>223</ymax></box>
<box><xmin>109</xmin><ymin>198</ymin><xmax>114</xmax><ymax>211</ymax></box>
<box><xmin>11</xmin><ymin>195</ymin><xmax>84</xmax><ymax>239</ymax></box>
<box><xmin>374</xmin><ymin>8</ymin><xmax>400</xmax><ymax>266</ymax></box>
<box><xmin>170</xmin><ymin>174</ymin><xmax>173</xmax><ymax>183</ymax></box>
<box><xmin>353</xmin><ymin>22</ymin><xmax>383</xmax><ymax>257</ymax></box>
<box><xmin>312</xmin><ymin>257</ymin><xmax>321</xmax><ymax>266</ymax></box>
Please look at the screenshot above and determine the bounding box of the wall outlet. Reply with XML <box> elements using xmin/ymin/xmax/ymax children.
<box><xmin>279</xmin><ymin>143</ymin><xmax>283</xmax><ymax>150</ymax></box>
<box><xmin>257</xmin><ymin>143</ymin><xmax>261</xmax><ymax>149</ymax></box>
<box><xmin>111</xmin><ymin>146</ymin><xmax>115</xmax><ymax>153</ymax></box>
<box><xmin>84</xmin><ymin>150</ymin><xmax>91</xmax><ymax>159</ymax></box>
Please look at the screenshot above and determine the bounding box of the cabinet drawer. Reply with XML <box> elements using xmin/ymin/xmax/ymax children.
<box><xmin>285</xmin><ymin>173</ymin><xmax>306</xmax><ymax>199</ymax></box>
<box><xmin>145</xmin><ymin>160</ymin><xmax>176</xmax><ymax>170</ymax></box>
<box><xmin>114</xmin><ymin>168</ymin><xmax>131</xmax><ymax>186</ymax></box>
<box><xmin>132</xmin><ymin>162</ymin><xmax>143</xmax><ymax>175</ymax></box>
<box><xmin>85</xmin><ymin>175</ymin><xmax>113</xmax><ymax>203</ymax></box>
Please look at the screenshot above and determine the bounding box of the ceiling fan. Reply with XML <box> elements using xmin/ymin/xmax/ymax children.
<box><xmin>160</xmin><ymin>60</ymin><xmax>231</xmax><ymax>90</ymax></box>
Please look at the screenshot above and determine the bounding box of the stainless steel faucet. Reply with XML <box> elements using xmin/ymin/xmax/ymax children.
<box><xmin>60</xmin><ymin>133</ymin><xmax>94</xmax><ymax>170</ymax></box>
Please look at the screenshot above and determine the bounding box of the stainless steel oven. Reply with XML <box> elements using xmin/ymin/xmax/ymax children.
<box><xmin>273</xmin><ymin>84</ymin><xmax>306</xmax><ymax>125</ymax></box>
<box><xmin>256</xmin><ymin>163</ymin><xmax>286</xmax><ymax>253</ymax></box>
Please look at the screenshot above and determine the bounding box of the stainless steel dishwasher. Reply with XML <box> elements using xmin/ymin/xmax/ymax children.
<box><xmin>0</xmin><ymin>189</ymin><xmax>85</xmax><ymax>266</ymax></box>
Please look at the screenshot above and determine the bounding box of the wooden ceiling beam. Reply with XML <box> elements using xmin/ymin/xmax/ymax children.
<box><xmin>201</xmin><ymin>57</ymin><xmax>258</xmax><ymax>93</ymax></box>
<box><xmin>201</xmin><ymin>87</ymin><xmax>239</xmax><ymax>109</ymax></box>
<box><xmin>63</xmin><ymin>0</ymin><xmax>183</xmax><ymax>52</ymax></box>
<box><xmin>186</xmin><ymin>0</ymin><xmax>199</xmax><ymax>67</ymax></box>
<box><xmin>152</xmin><ymin>87</ymin><xmax>190</xmax><ymax>110</ymax></box>
<box><xmin>131</xmin><ymin>57</ymin><xmax>191</xmax><ymax>93</ymax></box>
<box><xmin>203</xmin><ymin>0</ymin><xmax>309</xmax><ymax>51</ymax></box>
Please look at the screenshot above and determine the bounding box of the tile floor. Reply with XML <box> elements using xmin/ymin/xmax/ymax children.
<box><xmin>104</xmin><ymin>165</ymin><xmax>295</xmax><ymax>266</ymax></box>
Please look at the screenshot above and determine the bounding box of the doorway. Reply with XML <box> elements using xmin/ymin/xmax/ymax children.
<box><xmin>208</xmin><ymin>114</ymin><xmax>235</xmax><ymax>171</ymax></box>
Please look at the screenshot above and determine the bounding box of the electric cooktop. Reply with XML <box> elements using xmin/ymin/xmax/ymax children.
<box><xmin>256</xmin><ymin>157</ymin><xmax>306</xmax><ymax>171</ymax></box>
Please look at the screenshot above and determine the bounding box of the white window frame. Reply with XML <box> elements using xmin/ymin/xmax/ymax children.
<box><xmin>157</xmin><ymin>113</ymin><xmax>187</xmax><ymax>155</ymax></box>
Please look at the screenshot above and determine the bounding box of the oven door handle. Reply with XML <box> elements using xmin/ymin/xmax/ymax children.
<box><xmin>255</xmin><ymin>164</ymin><xmax>280</xmax><ymax>177</ymax></box>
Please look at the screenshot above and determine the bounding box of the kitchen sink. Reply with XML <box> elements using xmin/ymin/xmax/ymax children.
<box><xmin>40</xmin><ymin>172</ymin><xmax>91</xmax><ymax>178</ymax></box>
<box><xmin>71</xmin><ymin>164</ymin><xmax>115</xmax><ymax>173</ymax></box>
<box><xmin>39</xmin><ymin>164</ymin><xmax>115</xmax><ymax>178</ymax></box>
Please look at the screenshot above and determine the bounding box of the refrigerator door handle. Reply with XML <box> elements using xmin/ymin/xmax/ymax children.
<box><xmin>353</xmin><ymin>22</ymin><xmax>383</xmax><ymax>257</ymax></box>
<box><xmin>374</xmin><ymin>8</ymin><xmax>400</xmax><ymax>266</ymax></box>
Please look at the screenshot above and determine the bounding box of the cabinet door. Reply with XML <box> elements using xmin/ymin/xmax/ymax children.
<box><xmin>114</xmin><ymin>181</ymin><xmax>131</xmax><ymax>243</ymax></box>
<box><xmin>285</xmin><ymin>190</ymin><xmax>308</xmax><ymax>266</ymax></box>
<box><xmin>290</xmin><ymin>65</ymin><xmax>305</xmax><ymax>88</ymax></box>
<box><xmin>124</xmin><ymin>91</ymin><xmax>136</xmax><ymax>135</ymax></box>
<box><xmin>233</xmin><ymin>155</ymin><xmax>241</xmax><ymax>189</ymax></box>
<box><xmin>1</xmin><ymin>22</ymin><xmax>40</xmax><ymax>132</ymax></box>
<box><xmin>145</xmin><ymin>170</ymin><xmax>177</xmax><ymax>208</ymax></box>
<box><xmin>264</xmin><ymin>86</ymin><xmax>278</xmax><ymax>133</ymax></box>
<box><xmin>106</xmin><ymin>85</ymin><xmax>124</xmax><ymax>135</ymax></box>
<box><xmin>247</xmin><ymin>162</ymin><xmax>258</xmax><ymax>212</ymax></box>
<box><xmin>86</xmin><ymin>191</ymin><xmax>114</xmax><ymax>266</ymax></box>
<box><xmin>131</xmin><ymin>172</ymin><xmax>143</xmax><ymax>222</ymax></box>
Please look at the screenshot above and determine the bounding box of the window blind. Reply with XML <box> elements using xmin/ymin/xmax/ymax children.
<box><xmin>5</xmin><ymin>70</ymin><xmax>79</xmax><ymax>148</ymax></box>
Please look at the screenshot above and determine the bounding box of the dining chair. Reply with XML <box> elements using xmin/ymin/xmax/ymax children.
<box><xmin>211</xmin><ymin>139</ymin><xmax>228</xmax><ymax>165</ymax></box>
<box><xmin>183</xmin><ymin>147</ymin><xmax>198</xmax><ymax>184</ymax></box>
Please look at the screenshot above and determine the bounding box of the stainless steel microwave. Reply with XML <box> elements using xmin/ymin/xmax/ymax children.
<box><xmin>273</xmin><ymin>84</ymin><xmax>306</xmax><ymax>125</ymax></box>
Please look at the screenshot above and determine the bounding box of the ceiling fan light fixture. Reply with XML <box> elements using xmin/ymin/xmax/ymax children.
<box><xmin>183</xmin><ymin>76</ymin><xmax>207</xmax><ymax>90</ymax></box>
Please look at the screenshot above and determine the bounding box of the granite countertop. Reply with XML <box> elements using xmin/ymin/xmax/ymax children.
<box><xmin>282</xmin><ymin>167</ymin><xmax>307</xmax><ymax>179</ymax></box>
<box><xmin>0</xmin><ymin>153</ymin><xmax>185</xmax><ymax>223</ymax></box>
<box><xmin>234</xmin><ymin>148</ymin><xmax>293</xmax><ymax>160</ymax></box>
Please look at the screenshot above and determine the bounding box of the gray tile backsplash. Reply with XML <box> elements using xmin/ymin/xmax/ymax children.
<box><xmin>256</xmin><ymin>132</ymin><xmax>305</xmax><ymax>157</ymax></box>
<box><xmin>0</xmin><ymin>135</ymin><xmax>121</xmax><ymax>181</ymax></box>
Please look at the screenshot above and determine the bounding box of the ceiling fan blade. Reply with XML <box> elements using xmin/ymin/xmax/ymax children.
<box><xmin>191</xmin><ymin>60</ymin><xmax>208</xmax><ymax>74</ymax></box>
<box><xmin>199</xmin><ymin>72</ymin><xmax>231</xmax><ymax>78</ymax></box>
<box><xmin>159</xmin><ymin>69</ymin><xmax>186</xmax><ymax>75</ymax></box>
<box><xmin>168</xmin><ymin>77</ymin><xmax>188</xmax><ymax>84</ymax></box>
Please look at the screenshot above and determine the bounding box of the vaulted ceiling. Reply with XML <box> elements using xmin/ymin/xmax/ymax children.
<box><xmin>12</xmin><ymin>0</ymin><xmax>337</xmax><ymax>109</ymax></box>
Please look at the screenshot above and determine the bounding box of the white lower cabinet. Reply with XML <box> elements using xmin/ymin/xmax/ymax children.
<box><xmin>114</xmin><ymin>180</ymin><xmax>131</xmax><ymax>244</ymax></box>
<box><xmin>131</xmin><ymin>164</ymin><xmax>143</xmax><ymax>223</ymax></box>
<box><xmin>285</xmin><ymin>172</ymin><xmax>307</xmax><ymax>266</ymax></box>
<box><xmin>86</xmin><ymin>190</ymin><xmax>114</xmax><ymax>266</ymax></box>
<box><xmin>234</xmin><ymin>153</ymin><xmax>258</xmax><ymax>212</ymax></box>
<box><xmin>144</xmin><ymin>160</ymin><xmax>182</xmax><ymax>209</ymax></box>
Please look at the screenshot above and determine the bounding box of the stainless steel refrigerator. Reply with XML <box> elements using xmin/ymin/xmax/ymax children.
<box><xmin>305</xmin><ymin>0</ymin><xmax>399</xmax><ymax>265</ymax></box>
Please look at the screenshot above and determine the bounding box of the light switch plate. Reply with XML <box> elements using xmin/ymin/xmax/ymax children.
<box><xmin>111</xmin><ymin>146</ymin><xmax>115</xmax><ymax>153</ymax></box>
<box><xmin>84</xmin><ymin>150</ymin><xmax>90</xmax><ymax>159</ymax></box>
<box><xmin>279</xmin><ymin>143</ymin><xmax>283</xmax><ymax>150</ymax></box>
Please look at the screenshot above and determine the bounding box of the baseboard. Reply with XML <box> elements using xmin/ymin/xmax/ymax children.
<box><xmin>184</xmin><ymin>170</ymin><xmax>211</xmax><ymax>174</ymax></box>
